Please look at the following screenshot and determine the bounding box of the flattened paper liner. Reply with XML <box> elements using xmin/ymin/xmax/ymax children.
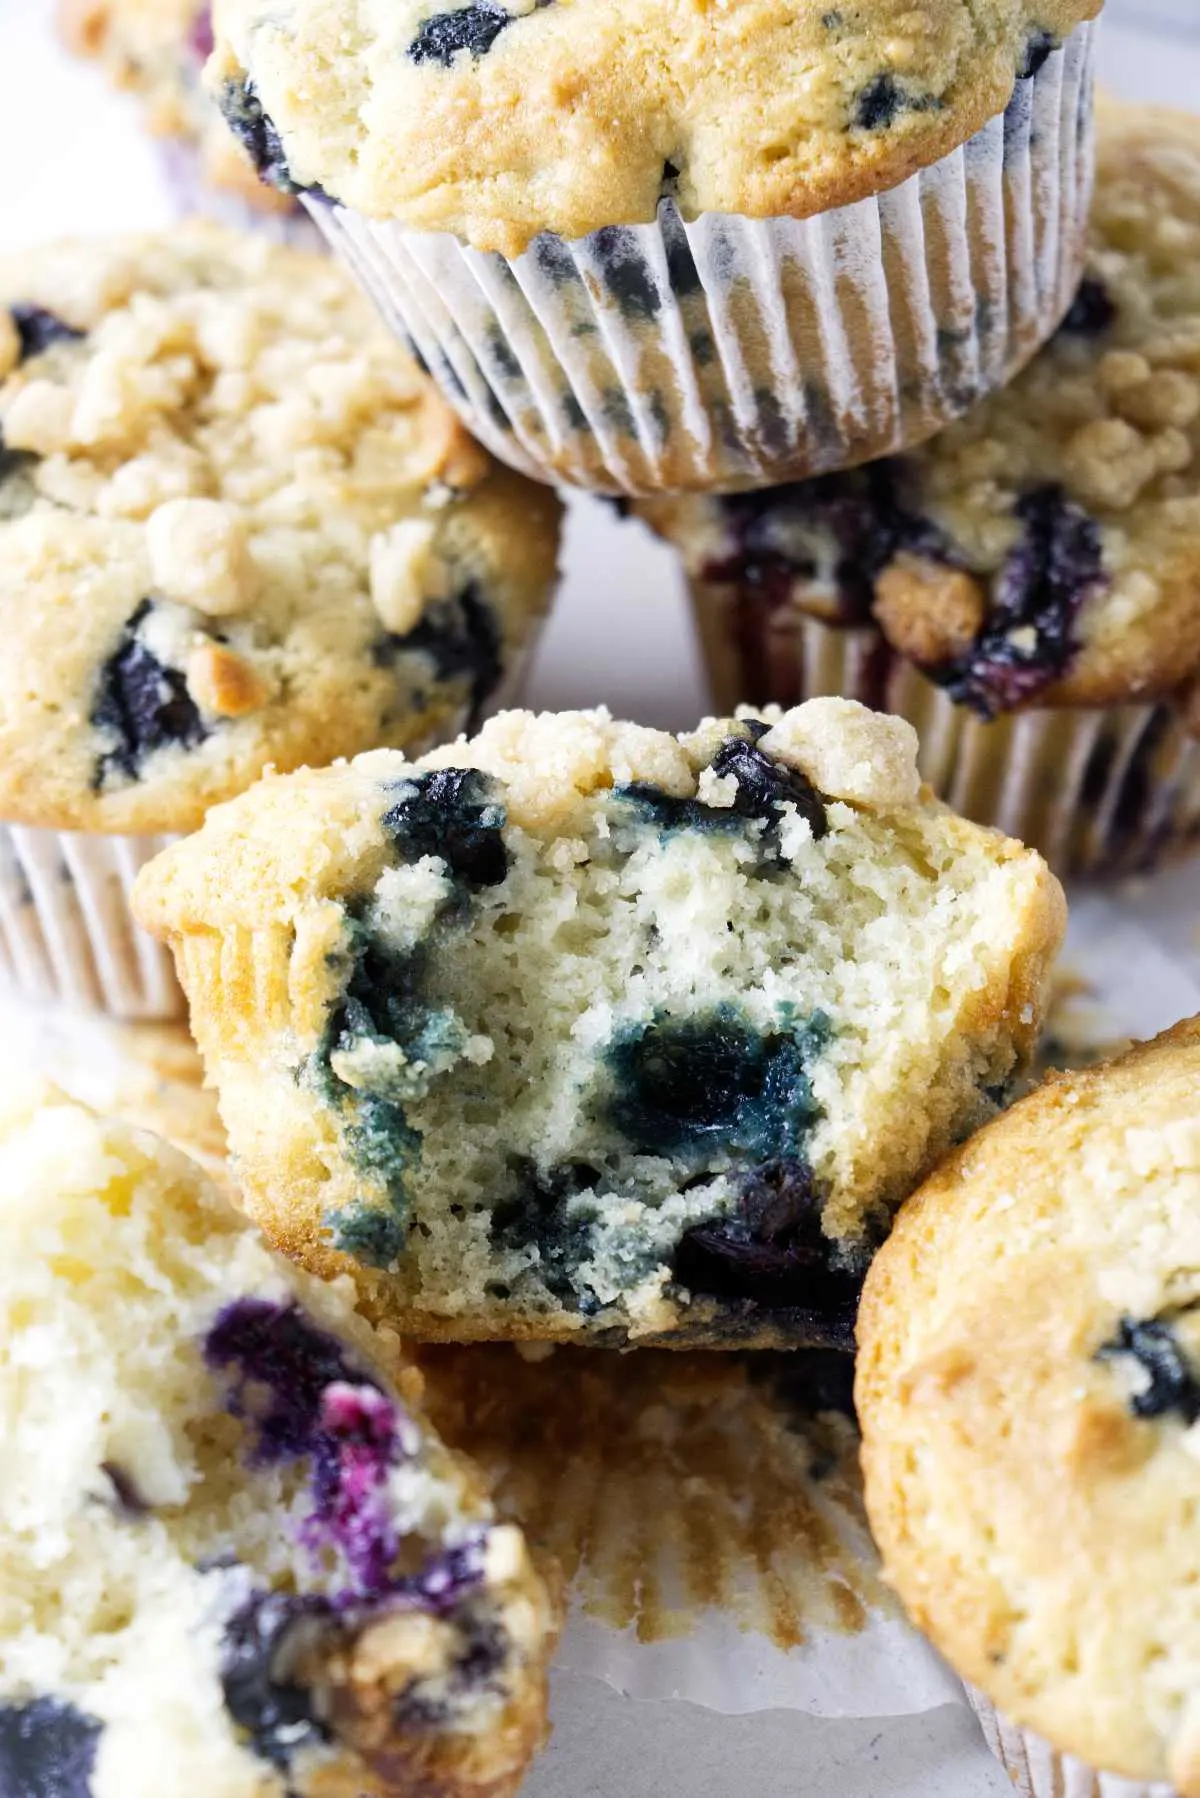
<box><xmin>0</xmin><ymin>824</ymin><xmax>183</xmax><ymax>1019</ymax></box>
<box><xmin>310</xmin><ymin>25</ymin><xmax>1095</xmax><ymax>495</ymax></box>
<box><xmin>418</xmin><ymin>1346</ymin><xmax>962</xmax><ymax>1716</ymax></box>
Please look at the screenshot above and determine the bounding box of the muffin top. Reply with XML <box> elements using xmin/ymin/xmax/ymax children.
<box><xmin>0</xmin><ymin>1082</ymin><xmax>556</xmax><ymax>1798</ymax></box>
<box><xmin>857</xmin><ymin>1017</ymin><xmax>1200</xmax><ymax>1795</ymax></box>
<box><xmin>60</xmin><ymin>0</ymin><xmax>289</xmax><ymax>213</ymax></box>
<box><xmin>207</xmin><ymin>0</ymin><xmax>1100</xmax><ymax>255</ymax></box>
<box><xmin>639</xmin><ymin>100</ymin><xmax>1200</xmax><ymax>717</ymax></box>
<box><xmin>0</xmin><ymin>225</ymin><xmax>560</xmax><ymax>834</ymax></box>
<box><xmin>135</xmin><ymin>697</ymin><xmax>1063</xmax><ymax>1350</ymax></box>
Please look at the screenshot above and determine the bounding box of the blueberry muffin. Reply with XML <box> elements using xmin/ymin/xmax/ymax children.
<box><xmin>60</xmin><ymin>0</ymin><xmax>319</xmax><ymax>242</ymax></box>
<box><xmin>637</xmin><ymin>100</ymin><xmax>1200</xmax><ymax>878</ymax></box>
<box><xmin>857</xmin><ymin>1016</ymin><xmax>1200</xmax><ymax>1796</ymax></box>
<box><xmin>207</xmin><ymin>0</ymin><xmax>1100</xmax><ymax>493</ymax></box>
<box><xmin>0</xmin><ymin>1083</ymin><xmax>557</xmax><ymax>1798</ymax></box>
<box><xmin>134</xmin><ymin>698</ymin><xmax>1065</xmax><ymax>1351</ymax></box>
<box><xmin>0</xmin><ymin>224</ymin><xmax>560</xmax><ymax>1017</ymax></box>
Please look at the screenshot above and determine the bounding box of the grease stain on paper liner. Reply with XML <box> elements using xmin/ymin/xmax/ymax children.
<box><xmin>418</xmin><ymin>1346</ymin><xmax>889</xmax><ymax>1650</ymax></box>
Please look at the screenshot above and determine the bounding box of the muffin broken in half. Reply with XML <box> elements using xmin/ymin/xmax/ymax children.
<box><xmin>135</xmin><ymin>699</ymin><xmax>1065</xmax><ymax>1349</ymax></box>
<box><xmin>0</xmin><ymin>1085</ymin><xmax>556</xmax><ymax>1798</ymax></box>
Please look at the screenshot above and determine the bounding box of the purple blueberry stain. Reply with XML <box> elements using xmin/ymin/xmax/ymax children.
<box><xmin>931</xmin><ymin>484</ymin><xmax>1106</xmax><ymax>717</ymax></box>
<box><xmin>709</xmin><ymin>463</ymin><xmax>955</xmax><ymax>628</ymax></box>
<box><xmin>204</xmin><ymin>1298</ymin><xmax>425</xmax><ymax>1592</ymax></box>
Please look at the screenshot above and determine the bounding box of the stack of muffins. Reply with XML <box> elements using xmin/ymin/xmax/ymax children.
<box><xmin>5</xmin><ymin>4</ymin><xmax>1200</xmax><ymax>1796</ymax></box>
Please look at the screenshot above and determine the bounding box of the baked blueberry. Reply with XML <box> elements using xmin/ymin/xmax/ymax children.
<box><xmin>1058</xmin><ymin>274</ymin><xmax>1117</xmax><ymax>338</ymax></box>
<box><xmin>409</xmin><ymin>3</ymin><xmax>517</xmax><ymax>67</ymax></box>
<box><xmin>1097</xmin><ymin>1314</ymin><xmax>1200</xmax><ymax>1425</ymax></box>
<box><xmin>90</xmin><ymin>601</ymin><xmax>208</xmax><ymax>787</ymax></box>
<box><xmin>217</xmin><ymin>77</ymin><xmax>306</xmax><ymax>193</ymax></box>
<box><xmin>936</xmin><ymin>485</ymin><xmax>1104</xmax><ymax>717</ymax></box>
<box><xmin>8</xmin><ymin>304</ymin><xmax>83</xmax><ymax>363</ymax></box>
<box><xmin>0</xmin><ymin>1699</ymin><xmax>101</xmax><ymax>1798</ymax></box>
<box><xmin>382</xmin><ymin>767</ymin><xmax>509</xmax><ymax>889</ymax></box>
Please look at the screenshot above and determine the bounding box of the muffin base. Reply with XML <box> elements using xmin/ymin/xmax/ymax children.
<box><xmin>689</xmin><ymin>582</ymin><xmax>1200</xmax><ymax>879</ymax></box>
<box><xmin>966</xmin><ymin>1687</ymin><xmax>1177</xmax><ymax>1798</ymax></box>
<box><xmin>310</xmin><ymin>23</ymin><xmax>1096</xmax><ymax>496</ymax></box>
<box><xmin>0</xmin><ymin>825</ymin><xmax>183</xmax><ymax>1019</ymax></box>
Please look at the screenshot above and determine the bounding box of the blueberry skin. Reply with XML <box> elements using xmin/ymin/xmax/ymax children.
<box><xmin>934</xmin><ymin>485</ymin><xmax>1105</xmax><ymax>718</ymax></box>
<box><xmin>0</xmin><ymin>1698</ymin><xmax>101</xmax><ymax>1798</ymax></box>
<box><xmin>219</xmin><ymin>1591</ymin><xmax>333</xmax><ymax>1771</ymax></box>
<box><xmin>604</xmin><ymin>1008</ymin><xmax>829</xmax><ymax>1163</ymax></box>
<box><xmin>1098</xmin><ymin>1315</ymin><xmax>1200</xmax><ymax>1425</ymax></box>
<box><xmin>1019</xmin><ymin>28</ymin><xmax>1057</xmax><ymax>80</ymax></box>
<box><xmin>673</xmin><ymin>1157</ymin><xmax>863</xmax><ymax>1333</ymax></box>
<box><xmin>710</xmin><ymin>463</ymin><xmax>955</xmax><ymax>626</ymax></box>
<box><xmin>204</xmin><ymin>1298</ymin><xmax>380</xmax><ymax>1465</ymax></box>
<box><xmin>8</xmin><ymin>305</ymin><xmax>83</xmax><ymax>364</ymax></box>
<box><xmin>618</xmin><ymin>733</ymin><xmax>828</xmax><ymax>855</ymax></box>
<box><xmin>376</xmin><ymin>583</ymin><xmax>504</xmax><ymax>735</ymax></box>
<box><xmin>409</xmin><ymin>3</ymin><xmax>515</xmax><ymax>65</ymax></box>
<box><xmin>217</xmin><ymin>79</ymin><xmax>311</xmax><ymax>196</ymax></box>
<box><xmin>90</xmin><ymin>601</ymin><xmax>207</xmax><ymax>787</ymax></box>
<box><xmin>382</xmin><ymin>766</ymin><xmax>509</xmax><ymax>889</ymax></box>
<box><xmin>1058</xmin><ymin>276</ymin><xmax>1117</xmax><ymax>339</ymax></box>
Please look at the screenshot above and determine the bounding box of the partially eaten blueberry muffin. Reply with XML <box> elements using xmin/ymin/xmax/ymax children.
<box><xmin>0</xmin><ymin>1085</ymin><xmax>556</xmax><ymax>1798</ymax></box>
<box><xmin>135</xmin><ymin>699</ymin><xmax>1064</xmax><ymax>1349</ymax></box>
<box><xmin>0</xmin><ymin>226</ymin><xmax>559</xmax><ymax>836</ymax></box>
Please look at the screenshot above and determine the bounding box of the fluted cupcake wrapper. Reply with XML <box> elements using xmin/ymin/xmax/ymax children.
<box><xmin>157</xmin><ymin>139</ymin><xmax>327</xmax><ymax>251</ymax></box>
<box><xmin>688</xmin><ymin>581</ymin><xmax>1200</xmax><ymax>880</ymax></box>
<box><xmin>966</xmin><ymin>1687</ymin><xmax>1177</xmax><ymax>1798</ymax></box>
<box><xmin>0</xmin><ymin>825</ymin><xmax>184</xmax><ymax>1019</ymax></box>
<box><xmin>308</xmin><ymin>23</ymin><xmax>1096</xmax><ymax>497</ymax></box>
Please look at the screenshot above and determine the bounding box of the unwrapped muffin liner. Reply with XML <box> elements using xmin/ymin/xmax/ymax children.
<box><xmin>688</xmin><ymin>586</ymin><xmax>1200</xmax><ymax>879</ymax></box>
<box><xmin>158</xmin><ymin>138</ymin><xmax>326</xmax><ymax>251</ymax></box>
<box><xmin>966</xmin><ymin>1688</ymin><xmax>1177</xmax><ymax>1798</ymax></box>
<box><xmin>0</xmin><ymin>824</ymin><xmax>183</xmax><ymax>1019</ymax></box>
<box><xmin>309</xmin><ymin>23</ymin><xmax>1096</xmax><ymax>495</ymax></box>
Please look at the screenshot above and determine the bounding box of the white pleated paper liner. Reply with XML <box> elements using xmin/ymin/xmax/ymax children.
<box><xmin>687</xmin><ymin>583</ymin><xmax>1200</xmax><ymax>881</ymax></box>
<box><xmin>308</xmin><ymin>23</ymin><xmax>1096</xmax><ymax>496</ymax></box>
<box><xmin>157</xmin><ymin>138</ymin><xmax>326</xmax><ymax>251</ymax></box>
<box><xmin>966</xmin><ymin>1688</ymin><xmax>1178</xmax><ymax>1798</ymax></box>
<box><xmin>0</xmin><ymin>824</ymin><xmax>183</xmax><ymax>1019</ymax></box>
